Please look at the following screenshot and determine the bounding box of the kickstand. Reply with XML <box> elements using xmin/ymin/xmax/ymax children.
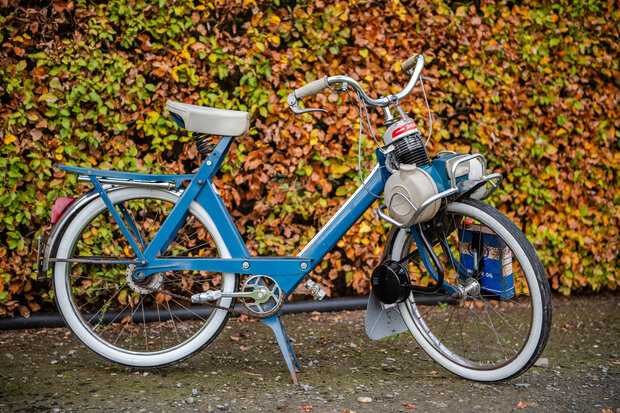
<box><xmin>261</xmin><ymin>315</ymin><xmax>300</xmax><ymax>384</ymax></box>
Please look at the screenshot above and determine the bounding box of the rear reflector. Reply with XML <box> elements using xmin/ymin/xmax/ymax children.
<box><xmin>51</xmin><ymin>197</ymin><xmax>76</xmax><ymax>224</ymax></box>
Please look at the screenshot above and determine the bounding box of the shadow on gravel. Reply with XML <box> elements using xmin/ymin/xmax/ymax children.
<box><xmin>1</xmin><ymin>293</ymin><xmax>618</xmax><ymax>412</ymax></box>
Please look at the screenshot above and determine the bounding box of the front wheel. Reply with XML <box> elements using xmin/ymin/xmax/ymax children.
<box><xmin>53</xmin><ymin>187</ymin><xmax>237</xmax><ymax>368</ymax></box>
<box><xmin>391</xmin><ymin>199</ymin><xmax>552</xmax><ymax>381</ymax></box>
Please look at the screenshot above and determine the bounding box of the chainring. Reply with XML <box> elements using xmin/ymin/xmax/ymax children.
<box><xmin>240</xmin><ymin>275</ymin><xmax>284</xmax><ymax>318</ymax></box>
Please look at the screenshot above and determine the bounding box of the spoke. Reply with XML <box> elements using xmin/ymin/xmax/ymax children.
<box><xmin>415</xmin><ymin>301</ymin><xmax>440</xmax><ymax>320</ymax></box>
<box><xmin>171</xmin><ymin>270</ymin><xmax>220</xmax><ymax>281</ymax></box>
<box><xmin>76</xmin><ymin>285</ymin><xmax>126</xmax><ymax>294</ymax></box>
<box><xmin>479</xmin><ymin>299</ymin><xmax>528</xmax><ymax>339</ymax></box>
<box><xmin>167</xmin><ymin>215</ymin><xmax>195</xmax><ymax>253</ymax></box>
<box><xmin>161</xmin><ymin>278</ymin><xmax>199</xmax><ymax>299</ymax></box>
<box><xmin>167</xmin><ymin>241</ymin><xmax>214</xmax><ymax>257</ymax></box>
<box><xmin>83</xmin><ymin>217</ymin><xmax>124</xmax><ymax>258</ymax></box>
<box><xmin>482</xmin><ymin>301</ymin><xmax>508</xmax><ymax>359</ymax></box>
<box><xmin>110</xmin><ymin>302</ymin><xmax>133</xmax><ymax>346</ymax></box>
<box><xmin>128</xmin><ymin>296</ymin><xmax>145</xmax><ymax>351</ymax></box>
<box><xmin>141</xmin><ymin>299</ymin><xmax>148</xmax><ymax>351</ymax></box>
<box><xmin>77</xmin><ymin>242</ymin><xmax>125</xmax><ymax>259</ymax></box>
<box><xmin>127</xmin><ymin>200</ymin><xmax>147</xmax><ymax>249</ymax></box>
<box><xmin>170</xmin><ymin>297</ymin><xmax>208</xmax><ymax>323</ymax></box>
<box><xmin>456</xmin><ymin>303</ymin><xmax>466</xmax><ymax>358</ymax></box>
<box><xmin>81</xmin><ymin>281</ymin><xmax>127</xmax><ymax>315</ymax></box>
<box><xmin>148</xmin><ymin>206</ymin><xmax>162</xmax><ymax>240</ymax></box>
<box><xmin>473</xmin><ymin>304</ymin><xmax>482</xmax><ymax>363</ymax></box>
<box><xmin>72</xmin><ymin>273</ymin><xmax>126</xmax><ymax>283</ymax></box>
<box><xmin>155</xmin><ymin>299</ymin><xmax>164</xmax><ymax>345</ymax></box>
<box><xmin>64</xmin><ymin>194</ymin><xmax>227</xmax><ymax>356</ymax></box>
<box><xmin>461</xmin><ymin>302</ymin><xmax>499</xmax><ymax>336</ymax></box>
<box><xmin>99</xmin><ymin>215</ymin><xmax>127</xmax><ymax>257</ymax></box>
<box><xmin>438</xmin><ymin>303</ymin><xmax>457</xmax><ymax>345</ymax></box>
<box><xmin>163</xmin><ymin>298</ymin><xmax>182</xmax><ymax>344</ymax></box>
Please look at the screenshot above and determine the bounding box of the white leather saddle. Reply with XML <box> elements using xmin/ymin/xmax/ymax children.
<box><xmin>166</xmin><ymin>100</ymin><xmax>250</xmax><ymax>137</ymax></box>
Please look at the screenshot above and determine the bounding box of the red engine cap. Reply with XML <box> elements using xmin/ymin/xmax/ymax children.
<box><xmin>392</xmin><ymin>121</ymin><xmax>419</xmax><ymax>139</ymax></box>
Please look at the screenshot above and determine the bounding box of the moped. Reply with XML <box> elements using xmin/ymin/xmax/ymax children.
<box><xmin>37</xmin><ymin>54</ymin><xmax>552</xmax><ymax>383</ymax></box>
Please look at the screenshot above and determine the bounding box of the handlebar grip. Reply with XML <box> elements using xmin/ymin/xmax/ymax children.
<box><xmin>401</xmin><ymin>54</ymin><xmax>420</xmax><ymax>73</ymax></box>
<box><xmin>294</xmin><ymin>76</ymin><xmax>330</xmax><ymax>99</ymax></box>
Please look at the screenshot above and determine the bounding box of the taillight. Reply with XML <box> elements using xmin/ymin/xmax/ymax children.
<box><xmin>51</xmin><ymin>197</ymin><xmax>76</xmax><ymax>224</ymax></box>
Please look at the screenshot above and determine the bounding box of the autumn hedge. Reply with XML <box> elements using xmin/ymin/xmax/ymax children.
<box><xmin>0</xmin><ymin>0</ymin><xmax>618</xmax><ymax>317</ymax></box>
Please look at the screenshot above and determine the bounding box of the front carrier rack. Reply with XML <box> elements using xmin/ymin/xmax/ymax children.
<box><xmin>377</xmin><ymin>154</ymin><xmax>503</xmax><ymax>229</ymax></box>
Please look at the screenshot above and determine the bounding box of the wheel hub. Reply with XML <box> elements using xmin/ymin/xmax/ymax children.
<box><xmin>454</xmin><ymin>277</ymin><xmax>481</xmax><ymax>301</ymax></box>
<box><xmin>126</xmin><ymin>264</ymin><xmax>165</xmax><ymax>294</ymax></box>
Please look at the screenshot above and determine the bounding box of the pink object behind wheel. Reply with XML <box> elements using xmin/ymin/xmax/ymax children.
<box><xmin>51</xmin><ymin>197</ymin><xmax>76</xmax><ymax>224</ymax></box>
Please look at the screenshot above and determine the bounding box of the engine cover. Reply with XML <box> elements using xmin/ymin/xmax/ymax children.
<box><xmin>384</xmin><ymin>164</ymin><xmax>441</xmax><ymax>226</ymax></box>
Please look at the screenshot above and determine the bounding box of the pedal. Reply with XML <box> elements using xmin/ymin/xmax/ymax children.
<box><xmin>191</xmin><ymin>290</ymin><xmax>222</xmax><ymax>304</ymax></box>
<box><xmin>304</xmin><ymin>280</ymin><xmax>326</xmax><ymax>300</ymax></box>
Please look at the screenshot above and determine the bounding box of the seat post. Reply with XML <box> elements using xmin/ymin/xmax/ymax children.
<box><xmin>205</xmin><ymin>136</ymin><xmax>234</xmax><ymax>180</ymax></box>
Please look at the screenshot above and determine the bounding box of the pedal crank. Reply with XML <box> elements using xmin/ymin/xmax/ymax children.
<box><xmin>191</xmin><ymin>288</ymin><xmax>271</xmax><ymax>304</ymax></box>
<box><xmin>189</xmin><ymin>275</ymin><xmax>285</xmax><ymax>318</ymax></box>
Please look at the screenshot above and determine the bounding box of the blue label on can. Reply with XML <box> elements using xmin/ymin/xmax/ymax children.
<box><xmin>457</xmin><ymin>225</ymin><xmax>515</xmax><ymax>300</ymax></box>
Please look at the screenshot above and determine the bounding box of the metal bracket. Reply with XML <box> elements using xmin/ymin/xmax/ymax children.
<box><xmin>286</xmin><ymin>92</ymin><xmax>327</xmax><ymax>114</ymax></box>
<box><xmin>35</xmin><ymin>235</ymin><xmax>48</xmax><ymax>279</ymax></box>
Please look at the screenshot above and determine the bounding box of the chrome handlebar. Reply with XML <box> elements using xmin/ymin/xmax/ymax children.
<box><xmin>326</xmin><ymin>54</ymin><xmax>425</xmax><ymax>108</ymax></box>
<box><xmin>287</xmin><ymin>54</ymin><xmax>426</xmax><ymax>113</ymax></box>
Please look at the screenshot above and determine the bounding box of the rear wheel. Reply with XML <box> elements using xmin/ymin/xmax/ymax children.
<box><xmin>53</xmin><ymin>187</ymin><xmax>237</xmax><ymax>368</ymax></box>
<box><xmin>392</xmin><ymin>199</ymin><xmax>552</xmax><ymax>381</ymax></box>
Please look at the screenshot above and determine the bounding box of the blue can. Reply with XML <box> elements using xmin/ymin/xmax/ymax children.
<box><xmin>457</xmin><ymin>224</ymin><xmax>515</xmax><ymax>300</ymax></box>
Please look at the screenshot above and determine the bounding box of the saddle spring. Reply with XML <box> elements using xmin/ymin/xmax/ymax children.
<box><xmin>193</xmin><ymin>132</ymin><xmax>216</xmax><ymax>156</ymax></box>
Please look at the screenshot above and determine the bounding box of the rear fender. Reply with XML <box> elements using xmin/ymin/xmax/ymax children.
<box><xmin>38</xmin><ymin>186</ymin><xmax>127</xmax><ymax>279</ymax></box>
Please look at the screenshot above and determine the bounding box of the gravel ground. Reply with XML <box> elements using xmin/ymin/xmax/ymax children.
<box><xmin>0</xmin><ymin>293</ymin><xmax>618</xmax><ymax>412</ymax></box>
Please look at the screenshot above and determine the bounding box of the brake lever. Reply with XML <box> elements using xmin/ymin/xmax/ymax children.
<box><xmin>420</xmin><ymin>76</ymin><xmax>437</xmax><ymax>83</ymax></box>
<box><xmin>286</xmin><ymin>92</ymin><xmax>328</xmax><ymax>114</ymax></box>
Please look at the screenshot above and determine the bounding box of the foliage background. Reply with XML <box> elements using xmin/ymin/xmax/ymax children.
<box><xmin>0</xmin><ymin>0</ymin><xmax>617</xmax><ymax>317</ymax></box>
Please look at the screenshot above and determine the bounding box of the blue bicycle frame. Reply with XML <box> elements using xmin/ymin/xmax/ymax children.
<box><xmin>62</xmin><ymin>135</ymin><xmax>390</xmax><ymax>296</ymax></box>
<box><xmin>58</xmin><ymin>135</ymin><xmax>391</xmax><ymax>382</ymax></box>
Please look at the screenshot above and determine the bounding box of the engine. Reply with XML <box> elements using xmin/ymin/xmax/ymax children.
<box><xmin>382</xmin><ymin>118</ymin><xmax>439</xmax><ymax>226</ymax></box>
<box><xmin>383</xmin><ymin>118</ymin><xmax>430</xmax><ymax>169</ymax></box>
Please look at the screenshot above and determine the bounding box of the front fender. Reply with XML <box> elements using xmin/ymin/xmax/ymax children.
<box><xmin>380</xmin><ymin>226</ymin><xmax>413</xmax><ymax>264</ymax></box>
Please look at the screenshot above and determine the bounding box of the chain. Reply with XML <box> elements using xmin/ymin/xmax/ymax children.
<box><xmin>148</xmin><ymin>288</ymin><xmax>283</xmax><ymax>319</ymax></box>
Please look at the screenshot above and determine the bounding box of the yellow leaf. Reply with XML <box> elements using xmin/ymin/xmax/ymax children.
<box><xmin>269</xmin><ymin>35</ymin><xmax>280</xmax><ymax>46</ymax></box>
<box><xmin>118</xmin><ymin>289</ymin><xmax>127</xmax><ymax>305</ymax></box>
<box><xmin>3</xmin><ymin>133</ymin><xmax>17</xmax><ymax>145</ymax></box>
<box><xmin>332</xmin><ymin>164</ymin><xmax>350</xmax><ymax>178</ymax></box>
<box><xmin>465</xmin><ymin>79</ymin><xmax>478</xmax><ymax>92</ymax></box>
<box><xmin>359</xmin><ymin>221</ymin><xmax>371</xmax><ymax>234</ymax></box>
